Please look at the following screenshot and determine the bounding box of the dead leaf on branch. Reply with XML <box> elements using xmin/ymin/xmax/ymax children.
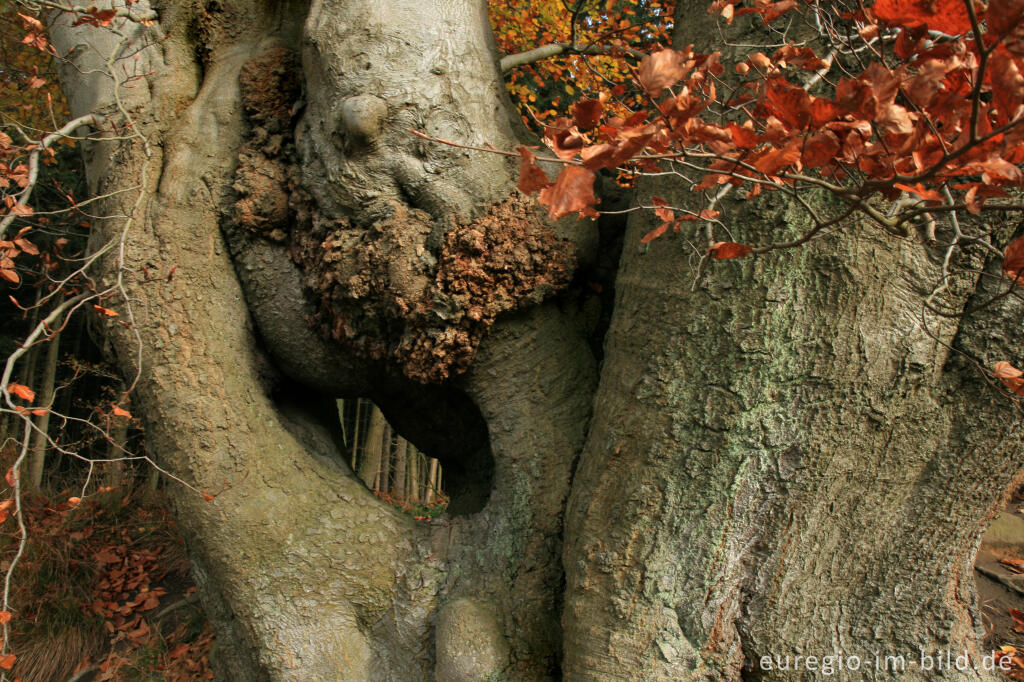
<box><xmin>538</xmin><ymin>165</ymin><xmax>599</xmax><ymax>220</ymax></box>
<box><xmin>710</xmin><ymin>242</ymin><xmax>754</xmax><ymax>259</ymax></box>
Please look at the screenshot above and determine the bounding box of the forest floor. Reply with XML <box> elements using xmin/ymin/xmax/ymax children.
<box><xmin>3</xmin><ymin>462</ymin><xmax>1023</xmax><ymax>680</ymax></box>
<box><xmin>976</xmin><ymin>486</ymin><xmax>1024</xmax><ymax>678</ymax></box>
<box><xmin>1</xmin><ymin>477</ymin><xmax>214</xmax><ymax>682</ymax></box>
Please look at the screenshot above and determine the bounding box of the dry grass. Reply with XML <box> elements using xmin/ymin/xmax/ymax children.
<box><xmin>12</xmin><ymin>625</ymin><xmax>105</xmax><ymax>682</ymax></box>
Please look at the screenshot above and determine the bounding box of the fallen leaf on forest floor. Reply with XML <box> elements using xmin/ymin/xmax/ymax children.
<box><xmin>1000</xmin><ymin>557</ymin><xmax>1024</xmax><ymax>574</ymax></box>
<box><xmin>1010</xmin><ymin>608</ymin><xmax>1024</xmax><ymax>634</ymax></box>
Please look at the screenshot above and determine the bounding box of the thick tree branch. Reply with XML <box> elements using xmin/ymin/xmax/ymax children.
<box><xmin>499</xmin><ymin>42</ymin><xmax>645</xmax><ymax>73</ymax></box>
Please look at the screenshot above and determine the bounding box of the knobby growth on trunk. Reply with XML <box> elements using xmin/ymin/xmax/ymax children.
<box><xmin>0</xmin><ymin>0</ymin><xmax>1021</xmax><ymax>680</ymax></box>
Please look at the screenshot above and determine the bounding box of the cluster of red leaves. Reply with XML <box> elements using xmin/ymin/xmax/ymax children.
<box><xmin>86</xmin><ymin>542</ymin><xmax>168</xmax><ymax>639</ymax></box>
<box><xmin>86</xmin><ymin>619</ymin><xmax>214</xmax><ymax>682</ymax></box>
<box><xmin>518</xmin><ymin>0</ymin><xmax>1024</xmax><ymax>257</ymax></box>
<box><xmin>0</xmin><ymin>227</ymin><xmax>38</xmax><ymax>285</ymax></box>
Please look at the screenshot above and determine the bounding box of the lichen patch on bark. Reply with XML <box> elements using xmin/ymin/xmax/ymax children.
<box><xmin>291</xmin><ymin>195</ymin><xmax>575</xmax><ymax>383</ymax></box>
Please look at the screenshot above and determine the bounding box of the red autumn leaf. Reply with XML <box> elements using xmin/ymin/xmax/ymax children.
<box><xmin>989</xmin><ymin>49</ymin><xmax>1024</xmax><ymax>125</ymax></box>
<box><xmin>637</xmin><ymin>49</ymin><xmax>692</xmax><ymax>94</ymax></box>
<box><xmin>202</xmin><ymin>491</ymin><xmax>216</xmax><ymax>501</ymax></box>
<box><xmin>30</xmin><ymin>408</ymin><xmax>47</xmax><ymax>416</ymax></box>
<box><xmin>17</xmin><ymin>12</ymin><xmax>43</xmax><ymax>32</ymax></box>
<box><xmin>0</xmin><ymin>500</ymin><xmax>13</xmax><ymax>523</ymax></box>
<box><xmin>4</xmin><ymin>467</ymin><xmax>16</xmax><ymax>487</ymax></box>
<box><xmin>572</xmin><ymin>98</ymin><xmax>604</xmax><ymax>129</ymax></box>
<box><xmin>872</xmin><ymin>0</ymin><xmax>972</xmax><ymax>34</ymax></box>
<box><xmin>168</xmin><ymin>643</ymin><xmax>190</xmax><ymax>659</ymax></box>
<box><xmin>729</xmin><ymin>122</ymin><xmax>759</xmax><ymax>149</ymax></box>
<box><xmin>802</xmin><ymin>130</ymin><xmax>841</xmax><ymax>168</ymax></box>
<box><xmin>0</xmin><ymin>611</ymin><xmax>11</xmax><ymax>624</ymax></box>
<box><xmin>1003</xmin><ymin>234</ymin><xmax>1024</xmax><ymax>284</ymax></box>
<box><xmin>13</xmin><ymin>237</ymin><xmax>38</xmax><ymax>255</ymax></box>
<box><xmin>580</xmin><ymin>143</ymin><xmax>616</xmax><ymax>170</ymax></box>
<box><xmin>112</xmin><ymin>405</ymin><xmax>132</xmax><ymax>419</ymax></box>
<box><xmin>0</xmin><ymin>654</ymin><xmax>15</xmax><ymax>670</ymax></box>
<box><xmin>0</xmin><ymin>269</ymin><xmax>18</xmax><ymax>284</ymax></box>
<box><xmin>762</xmin><ymin>78</ymin><xmax>812</xmax><ymax>130</ymax></box>
<box><xmin>641</xmin><ymin>222</ymin><xmax>671</xmax><ymax>243</ymax></box>
<box><xmin>8</xmin><ymin>382</ymin><xmax>35</xmax><ymax>402</ymax></box>
<box><xmin>994</xmin><ymin>361</ymin><xmax>1024</xmax><ymax>395</ymax></box>
<box><xmin>538</xmin><ymin>165</ymin><xmax>598</xmax><ymax>220</ymax></box>
<box><xmin>67</xmin><ymin>496</ymin><xmax>81</xmax><ymax>506</ymax></box>
<box><xmin>749</xmin><ymin>0</ymin><xmax>799</xmax><ymax>23</ymax></box>
<box><xmin>544</xmin><ymin>118</ymin><xmax>586</xmax><ymax>160</ymax></box>
<box><xmin>988</xmin><ymin>0</ymin><xmax>1024</xmax><ymax>53</ymax></box>
<box><xmin>754</xmin><ymin>144</ymin><xmax>801</xmax><ymax>175</ymax></box>
<box><xmin>650</xmin><ymin>196</ymin><xmax>675</xmax><ymax>223</ymax></box>
<box><xmin>93</xmin><ymin>305</ymin><xmax>119</xmax><ymax>317</ymax></box>
<box><xmin>1000</xmin><ymin>557</ymin><xmax>1024</xmax><ymax>573</ymax></box>
<box><xmin>894</xmin><ymin>182</ymin><xmax>944</xmax><ymax>202</ymax></box>
<box><xmin>8</xmin><ymin>204</ymin><xmax>32</xmax><ymax>217</ymax></box>
<box><xmin>710</xmin><ymin>242</ymin><xmax>754</xmax><ymax>259</ymax></box>
<box><xmin>516</xmin><ymin>147</ymin><xmax>551</xmax><ymax>194</ymax></box>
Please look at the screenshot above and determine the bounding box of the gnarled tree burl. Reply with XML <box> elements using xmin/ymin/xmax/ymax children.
<box><xmin>49</xmin><ymin>0</ymin><xmax>1024</xmax><ymax>679</ymax></box>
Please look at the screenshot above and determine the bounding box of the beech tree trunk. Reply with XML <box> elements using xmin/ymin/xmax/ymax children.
<box><xmin>48</xmin><ymin>0</ymin><xmax>1024</xmax><ymax>680</ymax></box>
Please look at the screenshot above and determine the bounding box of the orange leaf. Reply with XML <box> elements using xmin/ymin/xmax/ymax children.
<box><xmin>994</xmin><ymin>361</ymin><xmax>1024</xmax><ymax>395</ymax></box>
<box><xmin>4</xmin><ymin>468</ymin><xmax>16</xmax><ymax>487</ymax></box>
<box><xmin>516</xmin><ymin>146</ymin><xmax>551</xmax><ymax>194</ymax></box>
<box><xmin>13</xmin><ymin>238</ymin><xmax>37</xmax><ymax>255</ymax></box>
<box><xmin>67</xmin><ymin>497</ymin><xmax>81</xmax><ymax>507</ymax></box>
<box><xmin>710</xmin><ymin>242</ymin><xmax>754</xmax><ymax>260</ymax></box>
<box><xmin>801</xmin><ymin>130</ymin><xmax>841</xmax><ymax>169</ymax></box>
<box><xmin>1004</xmin><ymin>234</ymin><xmax>1024</xmax><ymax>285</ymax></box>
<box><xmin>8</xmin><ymin>383</ymin><xmax>34</xmax><ymax>403</ymax></box>
<box><xmin>538</xmin><ymin>165</ymin><xmax>598</xmax><ymax>220</ymax></box>
<box><xmin>1001</xmin><ymin>557</ymin><xmax>1024</xmax><ymax>573</ymax></box>
<box><xmin>894</xmin><ymin>182</ymin><xmax>944</xmax><ymax>202</ymax></box>
<box><xmin>202</xmin><ymin>491</ymin><xmax>215</xmax><ymax>502</ymax></box>
<box><xmin>650</xmin><ymin>196</ymin><xmax>675</xmax><ymax>223</ymax></box>
<box><xmin>572</xmin><ymin>98</ymin><xmax>604</xmax><ymax>129</ymax></box>
<box><xmin>637</xmin><ymin>49</ymin><xmax>692</xmax><ymax>94</ymax></box>
<box><xmin>93</xmin><ymin>305</ymin><xmax>119</xmax><ymax>317</ymax></box>
<box><xmin>111</xmin><ymin>406</ymin><xmax>132</xmax><ymax>419</ymax></box>
<box><xmin>641</xmin><ymin>222</ymin><xmax>670</xmax><ymax>243</ymax></box>
<box><xmin>872</xmin><ymin>0</ymin><xmax>973</xmax><ymax>34</ymax></box>
<box><xmin>0</xmin><ymin>653</ymin><xmax>14</xmax><ymax>670</ymax></box>
<box><xmin>0</xmin><ymin>611</ymin><xmax>10</xmax><ymax>624</ymax></box>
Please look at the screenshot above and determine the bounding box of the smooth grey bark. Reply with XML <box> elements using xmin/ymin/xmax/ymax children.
<box><xmin>47</xmin><ymin>0</ymin><xmax>1023</xmax><ymax>680</ymax></box>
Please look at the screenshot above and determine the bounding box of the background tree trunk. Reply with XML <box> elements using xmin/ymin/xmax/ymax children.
<box><xmin>359</xmin><ymin>405</ymin><xmax>386</xmax><ymax>490</ymax></box>
<box><xmin>27</xmin><ymin>331</ymin><xmax>60</xmax><ymax>491</ymax></box>
<box><xmin>392</xmin><ymin>434</ymin><xmax>407</xmax><ymax>500</ymax></box>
